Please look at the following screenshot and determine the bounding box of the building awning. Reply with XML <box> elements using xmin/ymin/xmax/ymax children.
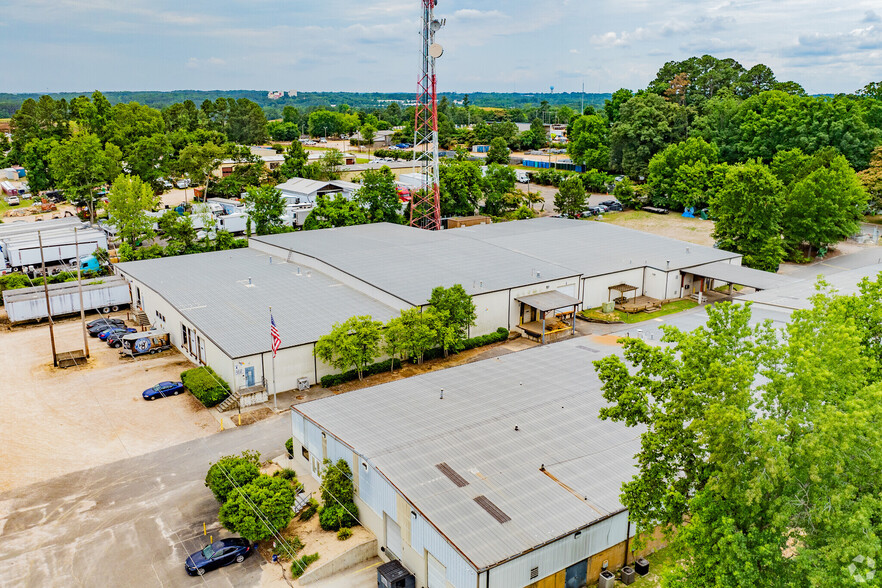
<box><xmin>685</xmin><ymin>262</ymin><xmax>795</xmax><ymax>291</ymax></box>
<box><xmin>515</xmin><ymin>290</ymin><xmax>581</xmax><ymax>312</ymax></box>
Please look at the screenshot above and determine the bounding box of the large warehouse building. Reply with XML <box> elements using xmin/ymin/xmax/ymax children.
<box><xmin>291</xmin><ymin>337</ymin><xmax>656</xmax><ymax>588</ymax></box>
<box><xmin>115</xmin><ymin>218</ymin><xmax>788</xmax><ymax>395</ymax></box>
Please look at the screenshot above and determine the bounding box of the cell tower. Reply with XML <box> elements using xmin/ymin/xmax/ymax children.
<box><xmin>410</xmin><ymin>0</ymin><xmax>445</xmax><ymax>230</ymax></box>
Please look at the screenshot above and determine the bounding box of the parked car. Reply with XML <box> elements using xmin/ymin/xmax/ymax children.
<box><xmin>599</xmin><ymin>200</ymin><xmax>623</xmax><ymax>211</ymax></box>
<box><xmin>5</xmin><ymin>195</ymin><xmax>20</xmax><ymax>206</ymax></box>
<box><xmin>105</xmin><ymin>332</ymin><xmax>127</xmax><ymax>348</ymax></box>
<box><xmin>185</xmin><ymin>538</ymin><xmax>254</xmax><ymax>576</ymax></box>
<box><xmin>142</xmin><ymin>381</ymin><xmax>185</xmax><ymax>401</ymax></box>
<box><xmin>98</xmin><ymin>326</ymin><xmax>137</xmax><ymax>341</ymax></box>
<box><xmin>176</xmin><ymin>178</ymin><xmax>190</xmax><ymax>189</ymax></box>
<box><xmin>88</xmin><ymin>321</ymin><xmax>126</xmax><ymax>337</ymax></box>
<box><xmin>319</xmin><ymin>138</ymin><xmax>327</xmax><ymax>143</ymax></box>
<box><xmin>87</xmin><ymin>317</ymin><xmax>124</xmax><ymax>329</ymax></box>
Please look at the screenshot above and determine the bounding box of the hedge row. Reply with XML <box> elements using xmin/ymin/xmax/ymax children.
<box><xmin>372</xmin><ymin>148</ymin><xmax>413</xmax><ymax>161</ymax></box>
<box><xmin>319</xmin><ymin>327</ymin><xmax>509</xmax><ymax>388</ymax></box>
<box><xmin>181</xmin><ymin>366</ymin><xmax>231</xmax><ymax>407</ymax></box>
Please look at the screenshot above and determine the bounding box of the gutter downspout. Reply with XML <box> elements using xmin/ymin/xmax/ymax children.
<box><xmin>624</xmin><ymin>520</ymin><xmax>631</xmax><ymax>567</ymax></box>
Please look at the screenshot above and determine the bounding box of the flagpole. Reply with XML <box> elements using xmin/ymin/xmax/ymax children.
<box><xmin>270</xmin><ymin>306</ymin><xmax>277</xmax><ymax>411</ymax></box>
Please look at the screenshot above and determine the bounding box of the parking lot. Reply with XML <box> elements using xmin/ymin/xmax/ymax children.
<box><xmin>0</xmin><ymin>311</ymin><xmax>219</xmax><ymax>492</ymax></box>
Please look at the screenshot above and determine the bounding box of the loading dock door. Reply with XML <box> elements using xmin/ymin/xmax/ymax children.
<box><xmin>427</xmin><ymin>552</ymin><xmax>446</xmax><ymax>588</ymax></box>
<box><xmin>385</xmin><ymin>515</ymin><xmax>402</xmax><ymax>559</ymax></box>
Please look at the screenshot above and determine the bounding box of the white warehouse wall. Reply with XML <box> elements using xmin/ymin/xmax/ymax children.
<box><xmin>581</xmin><ymin>268</ymin><xmax>646</xmax><ymax>309</ymax></box>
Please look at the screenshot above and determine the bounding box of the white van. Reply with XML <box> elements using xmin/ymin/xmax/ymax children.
<box><xmin>515</xmin><ymin>170</ymin><xmax>530</xmax><ymax>183</ymax></box>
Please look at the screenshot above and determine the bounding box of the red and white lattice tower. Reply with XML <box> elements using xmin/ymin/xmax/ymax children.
<box><xmin>409</xmin><ymin>0</ymin><xmax>444</xmax><ymax>230</ymax></box>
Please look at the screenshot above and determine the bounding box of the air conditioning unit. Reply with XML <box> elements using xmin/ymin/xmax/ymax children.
<box><xmin>377</xmin><ymin>560</ymin><xmax>415</xmax><ymax>588</ymax></box>
<box><xmin>297</xmin><ymin>377</ymin><xmax>309</xmax><ymax>391</ymax></box>
<box><xmin>635</xmin><ymin>557</ymin><xmax>650</xmax><ymax>576</ymax></box>
<box><xmin>598</xmin><ymin>570</ymin><xmax>616</xmax><ymax>588</ymax></box>
<box><xmin>621</xmin><ymin>566</ymin><xmax>636</xmax><ymax>585</ymax></box>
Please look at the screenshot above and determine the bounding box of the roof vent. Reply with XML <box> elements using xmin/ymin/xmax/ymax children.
<box><xmin>435</xmin><ymin>462</ymin><xmax>468</xmax><ymax>488</ymax></box>
<box><xmin>530</xmin><ymin>567</ymin><xmax>539</xmax><ymax>579</ymax></box>
<box><xmin>474</xmin><ymin>495</ymin><xmax>511</xmax><ymax>524</ymax></box>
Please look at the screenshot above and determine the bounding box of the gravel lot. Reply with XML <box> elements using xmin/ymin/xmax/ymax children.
<box><xmin>0</xmin><ymin>311</ymin><xmax>218</xmax><ymax>492</ymax></box>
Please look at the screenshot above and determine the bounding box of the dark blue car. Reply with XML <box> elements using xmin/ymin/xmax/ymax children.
<box><xmin>142</xmin><ymin>381</ymin><xmax>185</xmax><ymax>401</ymax></box>
<box><xmin>185</xmin><ymin>538</ymin><xmax>253</xmax><ymax>576</ymax></box>
<box><xmin>98</xmin><ymin>327</ymin><xmax>136</xmax><ymax>341</ymax></box>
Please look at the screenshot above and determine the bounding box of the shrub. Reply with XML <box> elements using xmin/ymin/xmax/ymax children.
<box><xmin>337</xmin><ymin>527</ymin><xmax>353</xmax><ymax>541</ymax></box>
<box><xmin>285</xmin><ymin>437</ymin><xmax>294</xmax><ymax>457</ymax></box>
<box><xmin>273</xmin><ymin>535</ymin><xmax>304</xmax><ymax>560</ymax></box>
<box><xmin>181</xmin><ymin>366</ymin><xmax>231</xmax><ymax>407</ymax></box>
<box><xmin>273</xmin><ymin>468</ymin><xmax>298</xmax><ymax>482</ymax></box>
<box><xmin>291</xmin><ymin>553</ymin><xmax>320</xmax><ymax>578</ymax></box>
<box><xmin>205</xmin><ymin>450</ymin><xmax>261</xmax><ymax>503</ymax></box>
<box><xmin>372</xmin><ymin>148</ymin><xmax>412</xmax><ymax>161</ymax></box>
<box><xmin>219</xmin><ymin>475</ymin><xmax>297</xmax><ymax>541</ymax></box>
<box><xmin>318</xmin><ymin>459</ymin><xmax>359</xmax><ymax>531</ymax></box>
<box><xmin>299</xmin><ymin>497</ymin><xmax>319</xmax><ymax>521</ymax></box>
<box><xmin>319</xmin><ymin>328</ymin><xmax>508</xmax><ymax>387</ymax></box>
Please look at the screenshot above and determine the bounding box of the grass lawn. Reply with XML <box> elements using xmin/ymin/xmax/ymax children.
<box><xmin>356</xmin><ymin>158</ymin><xmax>370</xmax><ymax>164</ymax></box>
<box><xmin>0</xmin><ymin>198</ymin><xmax>37</xmax><ymax>215</ymax></box>
<box><xmin>866</xmin><ymin>215</ymin><xmax>882</xmax><ymax>225</ymax></box>
<box><xmin>582</xmin><ymin>299</ymin><xmax>699</xmax><ymax>324</ymax></box>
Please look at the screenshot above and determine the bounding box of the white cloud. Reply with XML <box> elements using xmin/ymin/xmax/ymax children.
<box><xmin>591</xmin><ymin>28</ymin><xmax>649</xmax><ymax>47</ymax></box>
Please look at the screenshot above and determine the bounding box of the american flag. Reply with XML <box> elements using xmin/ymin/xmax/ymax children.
<box><xmin>270</xmin><ymin>314</ymin><xmax>281</xmax><ymax>357</ymax></box>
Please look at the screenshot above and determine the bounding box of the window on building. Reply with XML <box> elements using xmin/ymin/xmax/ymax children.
<box><xmin>181</xmin><ymin>325</ymin><xmax>188</xmax><ymax>347</ymax></box>
<box><xmin>301</xmin><ymin>446</ymin><xmax>309</xmax><ymax>460</ymax></box>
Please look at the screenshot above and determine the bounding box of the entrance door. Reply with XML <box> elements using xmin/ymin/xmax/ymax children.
<box><xmin>245</xmin><ymin>367</ymin><xmax>255</xmax><ymax>387</ymax></box>
<box><xmin>385</xmin><ymin>515</ymin><xmax>402</xmax><ymax>559</ymax></box>
<box><xmin>197</xmin><ymin>336</ymin><xmax>205</xmax><ymax>364</ymax></box>
<box><xmin>427</xmin><ymin>552</ymin><xmax>446</xmax><ymax>588</ymax></box>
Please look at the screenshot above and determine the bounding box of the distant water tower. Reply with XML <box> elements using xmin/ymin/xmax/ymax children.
<box><xmin>550</xmin><ymin>85</ymin><xmax>554</xmax><ymax>94</ymax></box>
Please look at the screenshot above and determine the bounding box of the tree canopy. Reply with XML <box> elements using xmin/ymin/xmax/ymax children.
<box><xmin>219</xmin><ymin>475</ymin><xmax>297</xmax><ymax>541</ymax></box>
<box><xmin>106</xmin><ymin>175</ymin><xmax>159</xmax><ymax>247</ymax></box>
<box><xmin>313</xmin><ymin>316</ymin><xmax>384</xmax><ymax>380</ymax></box>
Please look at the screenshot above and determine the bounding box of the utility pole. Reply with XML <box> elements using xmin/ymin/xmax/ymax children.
<box><xmin>38</xmin><ymin>231</ymin><xmax>58</xmax><ymax>367</ymax></box>
<box><xmin>74</xmin><ymin>227</ymin><xmax>89</xmax><ymax>358</ymax></box>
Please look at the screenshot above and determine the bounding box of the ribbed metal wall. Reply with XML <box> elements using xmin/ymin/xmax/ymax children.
<box><xmin>411</xmin><ymin>512</ymin><xmax>478</xmax><ymax>588</ymax></box>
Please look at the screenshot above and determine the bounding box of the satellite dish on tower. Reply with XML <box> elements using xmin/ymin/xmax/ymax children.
<box><xmin>429</xmin><ymin>43</ymin><xmax>444</xmax><ymax>58</ymax></box>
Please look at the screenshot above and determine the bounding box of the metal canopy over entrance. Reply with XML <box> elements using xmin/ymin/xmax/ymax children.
<box><xmin>515</xmin><ymin>290</ymin><xmax>581</xmax><ymax>344</ymax></box>
<box><xmin>685</xmin><ymin>261</ymin><xmax>796</xmax><ymax>292</ymax></box>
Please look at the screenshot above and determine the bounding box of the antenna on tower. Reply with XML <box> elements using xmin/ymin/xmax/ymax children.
<box><xmin>410</xmin><ymin>0</ymin><xmax>445</xmax><ymax>231</ymax></box>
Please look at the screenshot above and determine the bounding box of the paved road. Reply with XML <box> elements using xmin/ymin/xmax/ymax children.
<box><xmin>0</xmin><ymin>413</ymin><xmax>292</xmax><ymax>588</ymax></box>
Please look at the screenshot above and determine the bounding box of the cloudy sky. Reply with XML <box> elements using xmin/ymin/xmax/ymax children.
<box><xmin>2</xmin><ymin>0</ymin><xmax>881</xmax><ymax>95</ymax></box>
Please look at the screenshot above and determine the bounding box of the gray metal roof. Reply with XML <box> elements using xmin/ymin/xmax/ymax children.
<box><xmin>275</xmin><ymin>177</ymin><xmax>359</xmax><ymax>196</ymax></box>
<box><xmin>741</xmin><ymin>263</ymin><xmax>882</xmax><ymax>311</ymax></box>
<box><xmin>515</xmin><ymin>290</ymin><xmax>581</xmax><ymax>312</ymax></box>
<box><xmin>456</xmin><ymin>217</ymin><xmax>740</xmax><ymax>277</ymax></box>
<box><xmin>684</xmin><ymin>261</ymin><xmax>795</xmax><ymax>291</ymax></box>
<box><xmin>253</xmin><ymin>223</ymin><xmax>579</xmax><ymax>306</ymax></box>
<box><xmin>295</xmin><ymin>338</ymin><xmax>642</xmax><ymax>571</ymax></box>
<box><xmin>115</xmin><ymin>248</ymin><xmax>398</xmax><ymax>358</ymax></box>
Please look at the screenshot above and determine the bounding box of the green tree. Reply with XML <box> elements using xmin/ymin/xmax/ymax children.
<box><xmin>360</xmin><ymin>123</ymin><xmax>377</xmax><ymax>154</ymax></box>
<box><xmin>427</xmin><ymin>284</ymin><xmax>477</xmax><ymax>348</ymax></box>
<box><xmin>395</xmin><ymin>307</ymin><xmax>436</xmax><ymax>364</ymax></box>
<box><xmin>282</xmin><ymin>105</ymin><xmax>300</xmax><ymax>125</ymax></box>
<box><xmin>613</xmin><ymin>177</ymin><xmax>638</xmax><ymax>208</ymax></box>
<box><xmin>178</xmin><ymin>142</ymin><xmax>224</xmax><ymax>201</ymax></box>
<box><xmin>481</xmin><ymin>164</ymin><xmax>518</xmax><ymax>217</ymax></box>
<box><xmin>553</xmin><ymin>175</ymin><xmax>587</xmax><ymax>218</ymax></box>
<box><xmin>567</xmin><ymin>114</ymin><xmax>609</xmax><ymax>170</ymax></box>
<box><xmin>604</xmin><ymin>88</ymin><xmax>635</xmax><ymax>124</ymax></box>
<box><xmin>20</xmin><ymin>138</ymin><xmax>59</xmax><ymax>193</ymax></box>
<box><xmin>219</xmin><ymin>475</ymin><xmax>297</xmax><ymax>541</ymax></box>
<box><xmin>243</xmin><ymin>186</ymin><xmax>286</xmax><ymax>236</ymax></box>
<box><xmin>319</xmin><ymin>149</ymin><xmax>344</xmax><ymax>181</ymax></box>
<box><xmin>303</xmin><ymin>194</ymin><xmax>367</xmax><ymax>230</ymax></box>
<box><xmin>383</xmin><ymin>315</ymin><xmax>409</xmax><ymax>372</ymax></box>
<box><xmin>126</xmin><ymin>134</ymin><xmax>173</xmax><ymax>188</ymax></box>
<box><xmin>318</xmin><ymin>459</ymin><xmax>359</xmax><ymax>531</ymax></box>
<box><xmin>485</xmin><ymin>137</ymin><xmax>511</xmax><ymax>165</ymax></box>
<box><xmin>710</xmin><ymin>162</ymin><xmax>785</xmax><ymax>271</ymax></box>
<box><xmin>356</xmin><ymin>166</ymin><xmax>403</xmax><ymax>224</ymax></box>
<box><xmin>782</xmin><ymin>155</ymin><xmax>868</xmax><ymax>254</ymax></box>
<box><xmin>49</xmin><ymin>132</ymin><xmax>121</xmax><ymax>221</ymax></box>
<box><xmin>279</xmin><ymin>140</ymin><xmax>309</xmax><ymax>180</ymax></box>
<box><xmin>609</xmin><ymin>93</ymin><xmax>684</xmax><ymax>177</ymax></box>
<box><xmin>204</xmin><ymin>451</ymin><xmax>261</xmax><ymax>503</ymax></box>
<box><xmin>528</xmin><ymin>118</ymin><xmax>547</xmax><ymax>149</ymax></box>
<box><xmin>313</xmin><ymin>315</ymin><xmax>384</xmax><ymax>380</ymax></box>
<box><xmin>439</xmin><ymin>160</ymin><xmax>483</xmax><ymax>217</ymax></box>
<box><xmin>594</xmin><ymin>297</ymin><xmax>882</xmax><ymax>587</ymax></box>
<box><xmin>159</xmin><ymin>210</ymin><xmax>198</xmax><ymax>254</ymax></box>
<box><xmin>646</xmin><ymin>137</ymin><xmax>724</xmax><ymax>210</ymax></box>
<box><xmin>104</xmin><ymin>102</ymin><xmax>166</xmax><ymax>156</ymax></box>
<box><xmin>857</xmin><ymin>145</ymin><xmax>882</xmax><ymax>209</ymax></box>
<box><xmin>106</xmin><ymin>175</ymin><xmax>160</xmax><ymax>247</ymax></box>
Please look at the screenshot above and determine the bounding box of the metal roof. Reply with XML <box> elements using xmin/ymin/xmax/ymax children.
<box><xmin>684</xmin><ymin>261</ymin><xmax>795</xmax><ymax>291</ymax></box>
<box><xmin>253</xmin><ymin>223</ymin><xmax>579</xmax><ymax>306</ymax></box>
<box><xmin>275</xmin><ymin>177</ymin><xmax>359</xmax><ymax>196</ymax></box>
<box><xmin>741</xmin><ymin>263</ymin><xmax>882</xmax><ymax>311</ymax></box>
<box><xmin>515</xmin><ymin>290</ymin><xmax>581</xmax><ymax>312</ymax></box>
<box><xmin>295</xmin><ymin>338</ymin><xmax>642</xmax><ymax>571</ymax></box>
<box><xmin>456</xmin><ymin>217</ymin><xmax>740</xmax><ymax>277</ymax></box>
<box><xmin>115</xmin><ymin>248</ymin><xmax>398</xmax><ymax>358</ymax></box>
